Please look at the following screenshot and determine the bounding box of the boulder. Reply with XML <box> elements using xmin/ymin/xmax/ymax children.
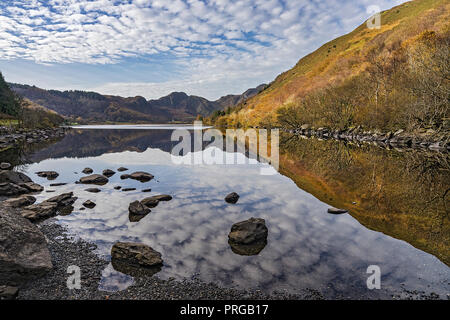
<box><xmin>85</xmin><ymin>188</ymin><xmax>101</xmax><ymax>193</ymax></box>
<box><xmin>117</xmin><ymin>167</ymin><xmax>129</xmax><ymax>172</ymax></box>
<box><xmin>79</xmin><ymin>174</ymin><xmax>109</xmax><ymax>185</ymax></box>
<box><xmin>82</xmin><ymin>200</ymin><xmax>96</xmax><ymax>209</ymax></box>
<box><xmin>3</xmin><ymin>195</ymin><xmax>36</xmax><ymax>208</ymax></box>
<box><xmin>102</xmin><ymin>169</ymin><xmax>116</xmax><ymax>177</ymax></box>
<box><xmin>35</xmin><ymin>171</ymin><xmax>59</xmax><ymax>180</ymax></box>
<box><xmin>127</xmin><ymin>171</ymin><xmax>154</xmax><ymax>182</ymax></box>
<box><xmin>0</xmin><ymin>162</ymin><xmax>12</xmax><ymax>170</ymax></box>
<box><xmin>228</xmin><ymin>217</ymin><xmax>268</xmax><ymax>245</ymax></box>
<box><xmin>19</xmin><ymin>182</ymin><xmax>44</xmax><ymax>193</ymax></box>
<box><xmin>45</xmin><ymin>192</ymin><xmax>77</xmax><ymax>207</ymax></box>
<box><xmin>146</xmin><ymin>194</ymin><xmax>172</xmax><ymax>201</ymax></box>
<box><xmin>0</xmin><ymin>171</ymin><xmax>32</xmax><ymax>184</ymax></box>
<box><xmin>82</xmin><ymin>168</ymin><xmax>93</xmax><ymax>174</ymax></box>
<box><xmin>111</xmin><ymin>242</ymin><xmax>163</xmax><ymax>268</ymax></box>
<box><xmin>0</xmin><ymin>207</ymin><xmax>53</xmax><ymax>285</ymax></box>
<box><xmin>225</xmin><ymin>192</ymin><xmax>240</xmax><ymax>204</ymax></box>
<box><xmin>0</xmin><ymin>183</ymin><xmax>28</xmax><ymax>196</ymax></box>
<box><xmin>327</xmin><ymin>208</ymin><xmax>348</xmax><ymax>214</ymax></box>
<box><xmin>129</xmin><ymin>200</ymin><xmax>150</xmax><ymax>216</ymax></box>
<box><xmin>21</xmin><ymin>202</ymin><xmax>59</xmax><ymax>222</ymax></box>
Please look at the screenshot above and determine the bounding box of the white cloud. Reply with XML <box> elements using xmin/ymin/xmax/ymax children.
<box><xmin>0</xmin><ymin>0</ymin><xmax>404</xmax><ymax>99</ymax></box>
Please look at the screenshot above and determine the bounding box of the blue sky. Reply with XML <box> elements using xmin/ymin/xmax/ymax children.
<box><xmin>0</xmin><ymin>0</ymin><xmax>404</xmax><ymax>100</ymax></box>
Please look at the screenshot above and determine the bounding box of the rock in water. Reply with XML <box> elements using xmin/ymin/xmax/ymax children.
<box><xmin>229</xmin><ymin>240</ymin><xmax>267</xmax><ymax>256</ymax></box>
<box><xmin>117</xmin><ymin>167</ymin><xmax>128</xmax><ymax>172</ymax></box>
<box><xmin>79</xmin><ymin>174</ymin><xmax>109</xmax><ymax>185</ymax></box>
<box><xmin>128</xmin><ymin>171</ymin><xmax>154</xmax><ymax>182</ymax></box>
<box><xmin>85</xmin><ymin>188</ymin><xmax>101</xmax><ymax>193</ymax></box>
<box><xmin>19</xmin><ymin>182</ymin><xmax>44</xmax><ymax>193</ymax></box>
<box><xmin>111</xmin><ymin>242</ymin><xmax>163</xmax><ymax>268</ymax></box>
<box><xmin>129</xmin><ymin>200</ymin><xmax>150</xmax><ymax>216</ymax></box>
<box><xmin>0</xmin><ymin>207</ymin><xmax>53</xmax><ymax>286</ymax></box>
<box><xmin>21</xmin><ymin>202</ymin><xmax>59</xmax><ymax>222</ymax></box>
<box><xmin>3</xmin><ymin>195</ymin><xmax>36</xmax><ymax>208</ymax></box>
<box><xmin>82</xmin><ymin>168</ymin><xmax>93</xmax><ymax>174</ymax></box>
<box><xmin>228</xmin><ymin>217</ymin><xmax>268</xmax><ymax>245</ymax></box>
<box><xmin>225</xmin><ymin>192</ymin><xmax>240</xmax><ymax>204</ymax></box>
<box><xmin>0</xmin><ymin>171</ymin><xmax>32</xmax><ymax>184</ymax></box>
<box><xmin>83</xmin><ymin>200</ymin><xmax>96</xmax><ymax>209</ymax></box>
<box><xmin>327</xmin><ymin>208</ymin><xmax>348</xmax><ymax>214</ymax></box>
<box><xmin>102</xmin><ymin>169</ymin><xmax>116</xmax><ymax>177</ymax></box>
<box><xmin>143</xmin><ymin>194</ymin><xmax>172</xmax><ymax>202</ymax></box>
<box><xmin>140</xmin><ymin>198</ymin><xmax>159</xmax><ymax>208</ymax></box>
<box><xmin>122</xmin><ymin>188</ymin><xmax>136</xmax><ymax>192</ymax></box>
<box><xmin>35</xmin><ymin>171</ymin><xmax>59</xmax><ymax>180</ymax></box>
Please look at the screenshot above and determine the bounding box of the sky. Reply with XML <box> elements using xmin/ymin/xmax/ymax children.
<box><xmin>0</xmin><ymin>0</ymin><xmax>404</xmax><ymax>100</ymax></box>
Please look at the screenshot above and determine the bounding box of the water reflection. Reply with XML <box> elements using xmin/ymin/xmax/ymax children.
<box><xmin>1</xmin><ymin>127</ymin><xmax>449</xmax><ymax>299</ymax></box>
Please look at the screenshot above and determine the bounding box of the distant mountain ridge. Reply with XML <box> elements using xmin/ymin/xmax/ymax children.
<box><xmin>9</xmin><ymin>83</ymin><xmax>266</xmax><ymax>123</ymax></box>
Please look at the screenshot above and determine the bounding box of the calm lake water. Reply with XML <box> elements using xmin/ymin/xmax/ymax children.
<box><xmin>2</xmin><ymin>125</ymin><xmax>449</xmax><ymax>299</ymax></box>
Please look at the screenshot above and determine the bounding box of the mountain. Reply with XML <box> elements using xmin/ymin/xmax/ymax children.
<box><xmin>212</xmin><ymin>0</ymin><xmax>449</xmax><ymax>133</ymax></box>
<box><xmin>9</xmin><ymin>83</ymin><xmax>266</xmax><ymax>124</ymax></box>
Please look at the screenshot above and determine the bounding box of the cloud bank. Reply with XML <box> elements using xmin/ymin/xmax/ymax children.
<box><xmin>0</xmin><ymin>0</ymin><xmax>403</xmax><ymax>99</ymax></box>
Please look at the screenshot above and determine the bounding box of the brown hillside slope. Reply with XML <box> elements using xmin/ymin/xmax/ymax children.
<box><xmin>214</xmin><ymin>0</ymin><xmax>449</xmax><ymax>130</ymax></box>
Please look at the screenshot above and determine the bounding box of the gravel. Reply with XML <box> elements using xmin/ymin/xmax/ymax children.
<box><xmin>17</xmin><ymin>221</ymin><xmax>322</xmax><ymax>300</ymax></box>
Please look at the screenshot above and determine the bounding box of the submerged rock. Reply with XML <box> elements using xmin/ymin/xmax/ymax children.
<box><xmin>327</xmin><ymin>208</ymin><xmax>348</xmax><ymax>214</ymax></box>
<box><xmin>0</xmin><ymin>207</ymin><xmax>53</xmax><ymax>286</ymax></box>
<box><xmin>82</xmin><ymin>168</ymin><xmax>93</xmax><ymax>174</ymax></box>
<box><xmin>111</xmin><ymin>242</ymin><xmax>163</xmax><ymax>268</ymax></box>
<box><xmin>85</xmin><ymin>188</ymin><xmax>101</xmax><ymax>193</ymax></box>
<box><xmin>79</xmin><ymin>174</ymin><xmax>109</xmax><ymax>185</ymax></box>
<box><xmin>82</xmin><ymin>200</ymin><xmax>96</xmax><ymax>209</ymax></box>
<box><xmin>129</xmin><ymin>200</ymin><xmax>150</xmax><ymax>216</ymax></box>
<box><xmin>122</xmin><ymin>171</ymin><xmax>154</xmax><ymax>182</ymax></box>
<box><xmin>35</xmin><ymin>171</ymin><xmax>59</xmax><ymax>180</ymax></box>
<box><xmin>228</xmin><ymin>217</ymin><xmax>268</xmax><ymax>245</ymax></box>
<box><xmin>102</xmin><ymin>169</ymin><xmax>116</xmax><ymax>177</ymax></box>
<box><xmin>146</xmin><ymin>194</ymin><xmax>172</xmax><ymax>201</ymax></box>
<box><xmin>225</xmin><ymin>192</ymin><xmax>240</xmax><ymax>204</ymax></box>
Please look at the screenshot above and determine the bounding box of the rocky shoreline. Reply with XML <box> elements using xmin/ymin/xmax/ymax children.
<box><xmin>0</xmin><ymin>126</ymin><xmax>69</xmax><ymax>151</ymax></box>
<box><xmin>284</xmin><ymin>125</ymin><xmax>449</xmax><ymax>152</ymax></box>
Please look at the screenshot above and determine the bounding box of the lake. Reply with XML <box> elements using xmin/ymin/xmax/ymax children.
<box><xmin>2</xmin><ymin>125</ymin><xmax>449</xmax><ymax>299</ymax></box>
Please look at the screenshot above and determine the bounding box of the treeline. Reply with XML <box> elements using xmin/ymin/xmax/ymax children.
<box><xmin>277</xmin><ymin>30</ymin><xmax>449</xmax><ymax>134</ymax></box>
<box><xmin>0</xmin><ymin>72</ymin><xmax>21</xmax><ymax>118</ymax></box>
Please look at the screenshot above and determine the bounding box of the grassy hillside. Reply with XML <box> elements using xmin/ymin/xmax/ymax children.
<box><xmin>211</xmin><ymin>0</ymin><xmax>449</xmax><ymax>133</ymax></box>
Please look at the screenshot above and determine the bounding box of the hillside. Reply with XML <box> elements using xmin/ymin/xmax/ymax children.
<box><xmin>10</xmin><ymin>83</ymin><xmax>266</xmax><ymax>124</ymax></box>
<box><xmin>212</xmin><ymin>0</ymin><xmax>449</xmax><ymax>133</ymax></box>
<box><xmin>0</xmin><ymin>72</ymin><xmax>21</xmax><ymax>119</ymax></box>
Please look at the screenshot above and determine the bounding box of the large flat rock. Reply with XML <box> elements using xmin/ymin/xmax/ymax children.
<box><xmin>0</xmin><ymin>207</ymin><xmax>53</xmax><ymax>286</ymax></box>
